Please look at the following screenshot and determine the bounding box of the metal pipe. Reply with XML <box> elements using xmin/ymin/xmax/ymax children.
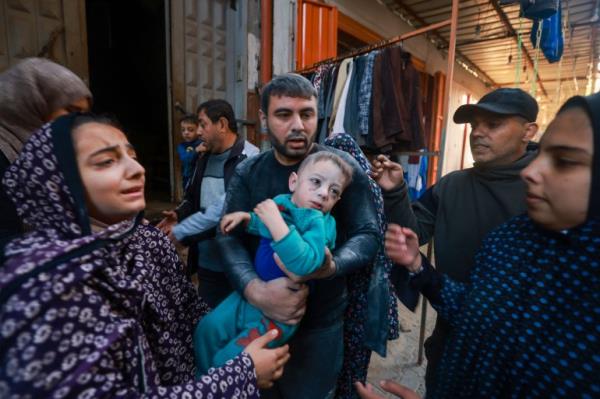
<box><xmin>260</xmin><ymin>0</ymin><xmax>273</xmax><ymax>84</ymax></box>
<box><xmin>295</xmin><ymin>19</ymin><xmax>451</xmax><ymax>73</ymax></box>
<box><xmin>418</xmin><ymin>0</ymin><xmax>460</xmax><ymax>367</ymax></box>
<box><xmin>441</xmin><ymin>0</ymin><xmax>459</xmax><ymax>140</ymax></box>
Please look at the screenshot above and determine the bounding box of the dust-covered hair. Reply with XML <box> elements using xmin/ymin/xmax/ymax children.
<box><xmin>297</xmin><ymin>152</ymin><xmax>353</xmax><ymax>189</ymax></box>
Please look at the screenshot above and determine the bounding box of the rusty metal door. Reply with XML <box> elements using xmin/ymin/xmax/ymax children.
<box><xmin>0</xmin><ymin>0</ymin><xmax>88</xmax><ymax>80</ymax></box>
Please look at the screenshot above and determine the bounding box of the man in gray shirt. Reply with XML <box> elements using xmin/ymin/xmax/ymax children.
<box><xmin>158</xmin><ymin>99</ymin><xmax>258</xmax><ymax>306</ymax></box>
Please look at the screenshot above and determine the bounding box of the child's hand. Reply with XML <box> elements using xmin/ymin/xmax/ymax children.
<box><xmin>220</xmin><ymin>212</ymin><xmax>250</xmax><ymax>234</ymax></box>
<box><xmin>385</xmin><ymin>224</ymin><xmax>422</xmax><ymax>273</ymax></box>
<box><xmin>370</xmin><ymin>155</ymin><xmax>404</xmax><ymax>191</ymax></box>
<box><xmin>254</xmin><ymin>199</ymin><xmax>289</xmax><ymax>241</ymax></box>
<box><xmin>253</xmin><ymin>199</ymin><xmax>280</xmax><ymax>222</ymax></box>
<box><xmin>196</xmin><ymin>142</ymin><xmax>208</xmax><ymax>153</ymax></box>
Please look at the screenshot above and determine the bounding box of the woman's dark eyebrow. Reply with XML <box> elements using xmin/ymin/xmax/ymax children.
<box><xmin>89</xmin><ymin>145</ymin><xmax>119</xmax><ymax>158</ymax></box>
<box><xmin>89</xmin><ymin>143</ymin><xmax>135</xmax><ymax>158</ymax></box>
<box><xmin>545</xmin><ymin>145</ymin><xmax>590</xmax><ymax>155</ymax></box>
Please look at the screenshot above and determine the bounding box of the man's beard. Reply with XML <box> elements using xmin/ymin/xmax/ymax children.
<box><xmin>267</xmin><ymin>128</ymin><xmax>314</xmax><ymax>160</ymax></box>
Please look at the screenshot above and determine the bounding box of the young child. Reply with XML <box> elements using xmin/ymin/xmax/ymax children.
<box><xmin>193</xmin><ymin>151</ymin><xmax>353</xmax><ymax>374</ymax></box>
<box><xmin>176</xmin><ymin>114</ymin><xmax>201</xmax><ymax>190</ymax></box>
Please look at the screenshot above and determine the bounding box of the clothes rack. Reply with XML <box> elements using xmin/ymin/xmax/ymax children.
<box><xmin>295</xmin><ymin>19</ymin><xmax>452</xmax><ymax>74</ymax></box>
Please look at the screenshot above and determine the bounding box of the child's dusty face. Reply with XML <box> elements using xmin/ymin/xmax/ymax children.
<box><xmin>289</xmin><ymin>160</ymin><xmax>346</xmax><ymax>213</ymax></box>
<box><xmin>73</xmin><ymin>122</ymin><xmax>146</xmax><ymax>225</ymax></box>
<box><xmin>181</xmin><ymin>121</ymin><xmax>199</xmax><ymax>142</ymax></box>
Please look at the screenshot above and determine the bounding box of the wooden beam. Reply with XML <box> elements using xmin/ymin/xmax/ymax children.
<box><xmin>496</xmin><ymin>76</ymin><xmax>588</xmax><ymax>85</ymax></box>
<box><xmin>389</xmin><ymin>0</ymin><xmax>497</xmax><ymax>87</ymax></box>
<box><xmin>419</xmin><ymin>2</ymin><xmax>486</xmax><ymax>20</ymax></box>
<box><xmin>438</xmin><ymin>33</ymin><xmax>516</xmax><ymax>49</ymax></box>
<box><xmin>489</xmin><ymin>0</ymin><xmax>548</xmax><ymax>98</ymax></box>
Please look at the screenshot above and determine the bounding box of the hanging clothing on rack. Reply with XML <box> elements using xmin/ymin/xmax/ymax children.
<box><xmin>358</xmin><ymin>52</ymin><xmax>377</xmax><ymax>138</ymax></box>
<box><xmin>316</xmin><ymin>64</ymin><xmax>339</xmax><ymax>144</ymax></box>
<box><xmin>332</xmin><ymin>60</ymin><xmax>355</xmax><ymax>134</ymax></box>
<box><xmin>342</xmin><ymin>54</ymin><xmax>368</xmax><ymax>140</ymax></box>
<box><xmin>329</xmin><ymin>58</ymin><xmax>353</xmax><ymax>130</ymax></box>
<box><xmin>311</xmin><ymin>64</ymin><xmax>331</xmax><ymax>93</ymax></box>
<box><xmin>372</xmin><ymin>46</ymin><xmax>426</xmax><ymax>152</ymax></box>
<box><xmin>303</xmin><ymin>44</ymin><xmax>427</xmax><ymax>153</ymax></box>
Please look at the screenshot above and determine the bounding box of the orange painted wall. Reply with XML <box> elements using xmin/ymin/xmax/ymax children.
<box><xmin>296</xmin><ymin>0</ymin><xmax>338</xmax><ymax>70</ymax></box>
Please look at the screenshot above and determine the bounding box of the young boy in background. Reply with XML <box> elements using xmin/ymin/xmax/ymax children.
<box><xmin>176</xmin><ymin>114</ymin><xmax>202</xmax><ymax>190</ymax></box>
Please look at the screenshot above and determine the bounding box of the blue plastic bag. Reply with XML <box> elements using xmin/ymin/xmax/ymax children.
<box><xmin>521</xmin><ymin>0</ymin><xmax>559</xmax><ymax>19</ymax></box>
<box><xmin>530</xmin><ymin>5</ymin><xmax>563</xmax><ymax>63</ymax></box>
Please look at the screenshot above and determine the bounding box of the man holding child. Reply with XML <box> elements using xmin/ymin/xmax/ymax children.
<box><xmin>217</xmin><ymin>73</ymin><xmax>380</xmax><ymax>398</ymax></box>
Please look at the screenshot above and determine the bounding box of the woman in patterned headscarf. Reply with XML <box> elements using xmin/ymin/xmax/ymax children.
<box><xmin>324</xmin><ymin>133</ymin><xmax>399</xmax><ymax>399</ymax></box>
<box><xmin>0</xmin><ymin>58</ymin><xmax>92</xmax><ymax>249</ymax></box>
<box><xmin>0</xmin><ymin>113</ymin><xmax>288</xmax><ymax>397</ymax></box>
<box><xmin>361</xmin><ymin>93</ymin><xmax>600</xmax><ymax>398</ymax></box>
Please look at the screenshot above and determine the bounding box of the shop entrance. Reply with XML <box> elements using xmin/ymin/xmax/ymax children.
<box><xmin>86</xmin><ymin>0</ymin><xmax>170</xmax><ymax>200</ymax></box>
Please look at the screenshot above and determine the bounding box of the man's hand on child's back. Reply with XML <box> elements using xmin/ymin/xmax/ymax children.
<box><xmin>245</xmin><ymin>278</ymin><xmax>308</xmax><ymax>325</ymax></box>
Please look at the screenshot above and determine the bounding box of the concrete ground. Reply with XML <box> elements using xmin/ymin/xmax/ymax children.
<box><xmin>366</xmin><ymin>300</ymin><xmax>436</xmax><ymax>398</ymax></box>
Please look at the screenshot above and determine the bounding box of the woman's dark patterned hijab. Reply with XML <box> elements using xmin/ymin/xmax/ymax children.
<box><xmin>1</xmin><ymin>114</ymin><xmax>139</xmax><ymax>262</ymax></box>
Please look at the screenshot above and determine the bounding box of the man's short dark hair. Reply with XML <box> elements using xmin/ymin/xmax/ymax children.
<box><xmin>260</xmin><ymin>73</ymin><xmax>317</xmax><ymax>113</ymax></box>
<box><xmin>197</xmin><ymin>99</ymin><xmax>238</xmax><ymax>133</ymax></box>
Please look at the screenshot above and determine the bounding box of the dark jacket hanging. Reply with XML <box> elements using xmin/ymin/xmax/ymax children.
<box><xmin>371</xmin><ymin>47</ymin><xmax>426</xmax><ymax>152</ymax></box>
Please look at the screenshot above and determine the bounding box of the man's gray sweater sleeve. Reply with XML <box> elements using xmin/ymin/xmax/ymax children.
<box><xmin>171</xmin><ymin>194</ymin><xmax>225</xmax><ymax>241</ymax></box>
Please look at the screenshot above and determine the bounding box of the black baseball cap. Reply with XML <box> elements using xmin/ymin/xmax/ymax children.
<box><xmin>453</xmin><ymin>88</ymin><xmax>539</xmax><ymax>123</ymax></box>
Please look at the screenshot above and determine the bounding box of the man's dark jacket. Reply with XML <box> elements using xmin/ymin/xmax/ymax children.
<box><xmin>217</xmin><ymin>144</ymin><xmax>380</xmax><ymax>326</ymax></box>
<box><xmin>175</xmin><ymin>137</ymin><xmax>250</xmax><ymax>270</ymax></box>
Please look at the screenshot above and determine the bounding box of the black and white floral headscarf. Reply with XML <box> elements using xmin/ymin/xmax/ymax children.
<box><xmin>0</xmin><ymin>115</ymin><xmax>259</xmax><ymax>398</ymax></box>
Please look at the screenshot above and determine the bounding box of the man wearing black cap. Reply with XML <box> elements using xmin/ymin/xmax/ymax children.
<box><xmin>372</xmin><ymin>88</ymin><xmax>539</xmax><ymax>391</ymax></box>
